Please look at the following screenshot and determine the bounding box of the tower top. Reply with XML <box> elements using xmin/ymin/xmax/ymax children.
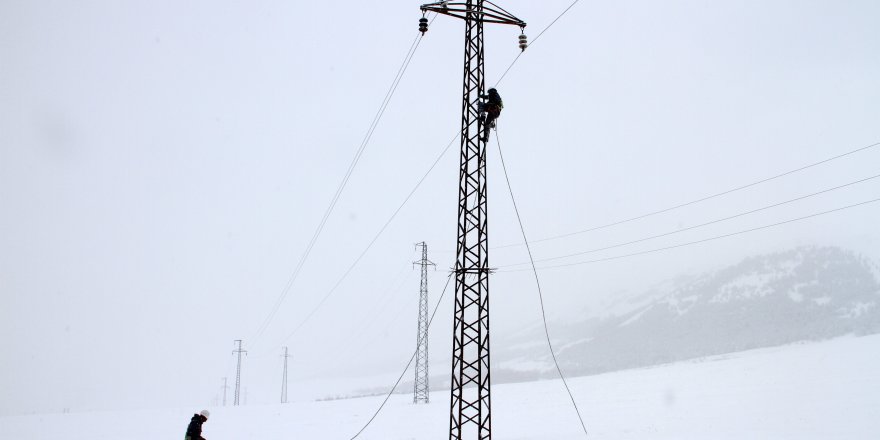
<box><xmin>420</xmin><ymin>1</ymin><xmax>526</xmax><ymax>27</ymax></box>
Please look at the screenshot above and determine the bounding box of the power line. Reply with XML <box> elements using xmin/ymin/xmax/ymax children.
<box><xmin>495</xmin><ymin>129</ymin><xmax>589</xmax><ymax>437</ymax></box>
<box><xmin>270</xmin><ymin>132</ymin><xmax>459</xmax><ymax>349</ymax></box>
<box><xmin>264</xmin><ymin>0</ymin><xmax>591</xmax><ymax>351</ymax></box>
<box><xmin>349</xmin><ymin>273</ymin><xmax>454</xmax><ymax>440</ymax></box>
<box><xmin>342</xmin><ymin>263</ymin><xmax>422</xmax><ymax>362</ymax></box>
<box><xmin>501</xmin><ymin>197</ymin><xmax>880</xmax><ymax>273</ymax></box>
<box><xmin>430</xmin><ymin>140</ymin><xmax>880</xmax><ymax>254</ymax></box>
<box><xmin>500</xmin><ymin>173</ymin><xmax>880</xmax><ymax>268</ymax></box>
<box><xmin>495</xmin><ymin>0</ymin><xmax>582</xmax><ymax>86</ymax></box>
<box><xmin>347</xmin><ymin>270</ymin><xmax>422</xmax><ymax>363</ymax></box>
<box><xmin>347</xmin><ymin>257</ymin><xmax>417</xmax><ymax>340</ymax></box>
<box><xmin>249</xmin><ymin>263</ymin><xmax>419</xmax><ymax>361</ymax></box>
<box><xmin>253</xmin><ymin>30</ymin><xmax>423</xmax><ymax>341</ymax></box>
<box><xmin>493</xmin><ymin>140</ymin><xmax>880</xmax><ymax>250</ymax></box>
<box><xmin>249</xmin><ymin>20</ymin><xmax>433</xmax><ymax>346</ymax></box>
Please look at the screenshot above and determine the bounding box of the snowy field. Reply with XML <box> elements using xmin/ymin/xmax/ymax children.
<box><xmin>3</xmin><ymin>334</ymin><xmax>879</xmax><ymax>440</ymax></box>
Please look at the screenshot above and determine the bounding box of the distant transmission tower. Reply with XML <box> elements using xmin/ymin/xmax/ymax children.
<box><xmin>232</xmin><ymin>340</ymin><xmax>247</xmax><ymax>406</ymax></box>
<box><xmin>413</xmin><ymin>242</ymin><xmax>436</xmax><ymax>404</ymax></box>
<box><xmin>281</xmin><ymin>346</ymin><xmax>291</xmax><ymax>404</ymax></box>
<box><xmin>418</xmin><ymin>2</ymin><xmax>526</xmax><ymax>439</ymax></box>
<box><xmin>222</xmin><ymin>377</ymin><xmax>229</xmax><ymax>406</ymax></box>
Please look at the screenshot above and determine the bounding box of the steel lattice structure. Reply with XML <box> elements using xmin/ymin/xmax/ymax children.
<box><xmin>281</xmin><ymin>346</ymin><xmax>290</xmax><ymax>404</ymax></box>
<box><xmin>413</xmin><ymin>242</ymin><xmax>436</xmax><ymax>404</ymax></box>
<box><xmin>222</xmin><ymin>377</ymin><xmax>228</xmax><ymax>406</ymax></box>
<box><xmin>419</xmin><ymin>2</ymin><xmax>525</xmax><ymax>439</ymax></box>
<box><xmin>232</xmin><ymin>340</ymin><xmax>247</xmax><ymax>406</ymax></box>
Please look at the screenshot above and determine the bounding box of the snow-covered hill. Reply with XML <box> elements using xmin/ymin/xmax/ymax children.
<box><xmin>3</xmin><ymin>334</ymin><xmax>878</xmax><ymax>439</ymax></box>
<box><xmin>494</xmin><ymin>246</ymin><xmax>880</xmax><ymax>381</ymax></box>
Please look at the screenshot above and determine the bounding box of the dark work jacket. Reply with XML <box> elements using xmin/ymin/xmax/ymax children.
<box><xmin>186</xmin><ymin>414</ymin><xmax>207</xmax><ymax>439</ymax></box>
<box><xmin>484</xmin><ymin>90</ymin><xmax>503</xmax><ymax>109</ymax></box>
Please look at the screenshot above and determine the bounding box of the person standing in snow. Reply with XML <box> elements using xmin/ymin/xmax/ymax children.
<box><xmin>185</xmin><ymin>410</ymin><xmax>210</xmax><ymax>440</ymax></box>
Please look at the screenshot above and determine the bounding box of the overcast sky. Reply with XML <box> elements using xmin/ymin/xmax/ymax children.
<box><xmin>1</xmin><ymin>0</ymin><xmax>879</xmax><ymax>416</ymax></box>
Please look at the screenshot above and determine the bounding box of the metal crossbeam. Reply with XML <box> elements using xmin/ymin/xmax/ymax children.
<box><xmin>421</xmin><ymin>1</ymin><xmax>525</xmax><ymax>26</ymax></box>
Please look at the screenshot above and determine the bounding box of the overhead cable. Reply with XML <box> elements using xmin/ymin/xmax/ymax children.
<box><xmin>274</xmin><ymin>132</ymin><xmax>459</xmax><ymax>347</ymax></box>
<box><xmin>501</xmin><ymin>197</ymin><xmax>880</xmax><ymax>273</ymax></box>
<box><xmin>493</xmin><ymin>141</ymin><xmax>880</xmax><ymax>250</ymax></box>
<box><xmin>495</xmin><ymin>0</ymin><xmax>581</xmax><ymax>86</ymax></box>
<box><xmin>500</xmin><ymin>173</ymin><xmax>880</xmax><ymax>268</ymax></box>
<box><xmin>349</xmin><ymin>273</ymin><xmax>454</xmax><ymax>439</ymax></box>
<box><xmin>249</xmin><ymin>20</ymin><xmax>433</xmax><ymax>347</ymax></box>
<box><xmin>495</xmin><ymin>128</ymin><xmax>590</xmax><ymax>437</ymax></box>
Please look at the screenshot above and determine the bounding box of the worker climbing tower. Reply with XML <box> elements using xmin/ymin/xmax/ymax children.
<box><xmin>418</xmin><ymin>2</ymin><xmax>525</xmax><ymax>439</ymax></box>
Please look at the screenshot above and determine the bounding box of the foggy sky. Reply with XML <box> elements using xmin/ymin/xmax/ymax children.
<box><xmin>1</xmin><ymin>0</ymin><xmax>879</xmax><ymax>416</ymax></box>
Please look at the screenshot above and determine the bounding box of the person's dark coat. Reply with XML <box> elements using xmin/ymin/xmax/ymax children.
<box><xmin>185</xmin><ymin>414</ymin><xmax>207</xmax><ymax>440</ymax></box>
<box><xmin>484</xmin><ymin>89</ymin><xmax>503</xmax><ymax>109</ymax></box>
<box><xmin>480</xmin><ymin>88</ymin><xmax>504</xmax><ymax>141</ymax></box>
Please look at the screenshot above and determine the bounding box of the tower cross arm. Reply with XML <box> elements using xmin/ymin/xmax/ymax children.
<box><xmin>420</xmin><ymin>1</ymin><xmax>526</xmax><ymax>27</ymax></box>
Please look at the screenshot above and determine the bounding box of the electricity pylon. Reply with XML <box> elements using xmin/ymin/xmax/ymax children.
<box><xmin>281</xmin><ymin>346</ymin><xmax>291</xmax><ymax>404</ymax></box>
<box><xmin>413</xmin><ymin>242</ymin><xmax>436</xmax><ymax>404</ymax></box>
<box><xmin>418</xmin><ymin>2</ymin><xmax>526</xmax><ymax>439</ymax></box>
<box><xmin>232</xmin><ymin>339</ymin><xmax>247</xmax><ymax>406</ymax></box>
<box><xmin>222</xmin><ymin>377</ymin><xmax>229</xmax><ymax>406</ymax></box>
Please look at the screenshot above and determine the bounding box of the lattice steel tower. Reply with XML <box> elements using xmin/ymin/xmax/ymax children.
<box><xmin>232</xmin><ymin>339</ymin><xmax>247</xmax><ymax>406</ymax></box>
<box><xmin>222</xmin><ymin>377</ymin><xmax>229</xmax><ymax>406</ymax></box>
<box><xmin>418</xmin><ymin>2</ymin><xmax>525</xmax><ymax>439</ymax></box>
<box><xmin>413</xmin><ymin>242</ymin><xmax>436</xmax><ymax>404</ymax></box>
<box><xmin>281</xmin><ymin>346</ymin><xmax>291</xmax><ymax>404</ymax></box>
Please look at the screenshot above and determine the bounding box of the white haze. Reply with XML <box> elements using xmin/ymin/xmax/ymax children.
<box><xmin>1</xmin><ymin>0</ymin><xmax>879</xmax><ymax>416</ymax></box>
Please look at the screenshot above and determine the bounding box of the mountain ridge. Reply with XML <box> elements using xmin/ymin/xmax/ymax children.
<box><xmin>492</xmin><ymin>245</ymin><xmax>880</xmax><ymax>381</ymax></box>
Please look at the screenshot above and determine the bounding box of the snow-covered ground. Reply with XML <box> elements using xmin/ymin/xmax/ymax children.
<box><xmin>3</xmin><ymin>334</ymin><xmax>879</xmax><ymax>440</ymax></box>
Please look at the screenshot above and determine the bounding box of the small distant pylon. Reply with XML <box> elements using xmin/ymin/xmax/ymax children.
<box><xmin>281</xmin><ymin>346</ymin><xmax>291</xmax><ymax>404</ymax></box>
<box><xmin>413</xmin><ymin>242</ymin><xmax>436</xmax><ymax>404</ymax></box>
<box><xmin>232</xmin><ymin>340</ymin><xmax>247</xmax><ymax>406</ymax></box>
<box><xmin>222</xmin><ymin>377</ymin><xmax>229</xmax><ymax>406</ymax></box>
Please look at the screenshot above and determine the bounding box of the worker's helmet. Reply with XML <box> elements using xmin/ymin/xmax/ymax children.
<box><xmin>200</xmin><ymin>410</ymin><xmax>210</xmax><ymax>419</ymax></box>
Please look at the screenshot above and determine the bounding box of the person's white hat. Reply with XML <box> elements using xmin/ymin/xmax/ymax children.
<box><xmin>200</xmin><ymin>410</ymin><xmax>210</xmax><ymax>419</ymax></box>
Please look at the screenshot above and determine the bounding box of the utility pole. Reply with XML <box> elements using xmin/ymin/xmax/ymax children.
<box><xmin>281</xmin><ymin>346</ymin><xmax>291</xmax><ymax>404</ymax></box>
<box><xmin>413</xmin><ymin>242</ymin><xmax>436</xmax><ymax>404</ymax></box>
<box><xmin>222</xmin><ymin>377</ymin><xmax>229</xmax><ymax>407</ymax></box>
<box><xmin>418</xmin><ymin>2</ymin><xmax>526</xmax><ymax>439</ymax></box>
<box><xmin>232</xmin><ymin>340</ymin><xmax>247</xmax><ymax>406</ymax></box>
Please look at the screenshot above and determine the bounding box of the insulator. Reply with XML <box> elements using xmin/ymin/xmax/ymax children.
<box><xmin>518</xmin><ymin>34</ymin><xmax>528</xmax><ymax>51</ymax></box>
<box><xmin>419</xmin><ymin>17</ymin><xmax>429</xmax><ymax>34</ymax></box>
